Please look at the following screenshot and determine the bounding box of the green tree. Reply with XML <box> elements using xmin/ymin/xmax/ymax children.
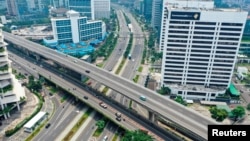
<box><xmin>231</xmin><ymin>106</ymin><xmax>246</xmax><ymax>121</ymax></box>
<box><xmin>157</xmin><ymin>86</ymin><xmax>171</xmax><ymax>95</ymax></box>
<box><xmin>96</xmin><ymin>120</ymin><xmax>105</xmax><ymax>130</ymax></box>
<box><xmin>209</xmin><ymin>107</ymin><xmax>228</xmax><ymax>122</ymax></box>
<box><xmin>247</xmin><ymin>103</ymin><xmax>250</xmax><ymax>111</ymax></box>
<box><xmin>122</xmin><ymin>130</ymin><xmax>153</xmax><ymax>141</ymax></box>
<box><xmin>175</xmin><ymin>96</ymin><xmax>187</xmax><ymax>106</ymax></box>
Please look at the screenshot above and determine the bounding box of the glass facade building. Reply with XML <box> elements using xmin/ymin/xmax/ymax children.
<box><xmin>68</xmin><ymin>0</ymin><xmax>94</xmax><ymax>19</ymax></box>
<box><xmin>51</xmin><ymin>10</ymin><xmax>106</xmax><ymax>44</ymax></box>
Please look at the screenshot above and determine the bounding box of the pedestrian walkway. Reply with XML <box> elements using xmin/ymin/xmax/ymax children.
<box><xmin>0</xmin><ymin>88</ymin><xmax>39</xmax><ymax>141</ymax></box>
<box><xmin>55</xmin><ymin>107</ymin><xmax>88</xmax><ymax>141</ymax></box>
<box><xmin>71</xmin><ymin>111</ymin><xmax>96</xmax><ymax>140</ymax></box>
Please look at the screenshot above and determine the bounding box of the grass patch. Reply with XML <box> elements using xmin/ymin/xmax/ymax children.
<box><xmin>129</xmin><ymin>100</ymin><xmax>132</xmax><ymax>109</ymax></box>
<box><xmin>102</xmin><ymin>86</ymin><xmax>109</xmax><ymax>95</ymax></box>
<box><xmin>138</xmin><ymin>66</ymin><xmax>143</xmax><ymax>72</ymax></box>
<box><xmin>93</xmin><ymin>128</ymin><xmax>103</xmax><ymax>137</ymax></box>
<box><xmin>115</xmin><ymin>58</ymin><xmax>126</xmax><ymax>74</ymax></box>
<box><xmin>112</xmin><ymin>133</ymin><xmax>118</xmax><ymax>141</ymax></box>
<box><xmin>15</xmin><ymin>73</ymin><xmax>26</xmax><ymax>80</ymax></box>
<box><xmin>82</xmin><ymin>77</ymin><xmax>89</xmax><ymax>84</ymax></box>
<box><xmin>60</xmin><ymin>95</ymin><xmax>67</xmax><ymax>103</ymax></box>
<box><xmin>133</xmin><ymin>75</ymin><xmax>139</xmax><ymax>83</ymax></box>
<box><xmin>62</xmin><ymin>108</ymin><xmax>93</xmax><ymax>141</ymax></box>
<box><xmin>96</xmin><ymin>63</ymin><xmax>104</xmax><ymax>68</ymax></box>
<box><xmin>25</xmin><ymin>119</ymin><xmax>48</xmax><ymax>141</ymax></box>
<box><xmin>49</xmin><ymin>86</ymin><xmax>58</xmax><ymax>93</ymax></box>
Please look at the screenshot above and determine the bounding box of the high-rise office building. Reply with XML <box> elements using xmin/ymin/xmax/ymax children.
<box><xmin>0</xmin><ymin>0</ymin><xmax>6</xmax><ymax>10</ymax></box>
<box><xmin>68</xmin><ymin>0</ymin><xmax>94</xmax><ymax>20</ymax></box>
<box><xmin>151</xmin><ymin>0</ymin><xmax>162</xmax><ymax>31</ymax></box>
<box><xmin>6</xmin><ymin>0</ymin><xmax>19</xmax><ymax>16</ymax></box>
<box><xmin>93</xmin><ymin>0</ymin><xmax>110</xmax><ymax>19</ymax></box>
<box><xmin>51</xmin><ymin>10</ymin><xmax>106</xmax><ymax>44</ymax></box>
<box><xmin>0</xmin><ymin>24</ymin><xmax>26</xmax><ymax>119</ymax></box>
<box><xmin>160</xmin><ymin>0</ymin><xmax>248</xmax><ymax>101</ymax></box>
<box><xmin>143</xmin><ymin>0</ymin><xmax>152</xmax><ymax>22</ymax></box>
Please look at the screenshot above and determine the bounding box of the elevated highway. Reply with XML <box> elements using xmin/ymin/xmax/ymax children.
<box><xmin>4</xmin><ymin>32</ymin><xmax>219</xmax><ymax>140</ymax></box>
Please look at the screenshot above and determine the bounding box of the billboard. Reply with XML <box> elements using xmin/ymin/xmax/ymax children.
<box><xmin>170</xmin><ymin>11</ymin><xmax>200</xmax><ymax>20</ymax></box>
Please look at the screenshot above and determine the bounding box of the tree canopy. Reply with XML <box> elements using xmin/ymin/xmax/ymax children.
<box><xmin>231</xmin><ymin>106</ymin><xmax>245</xmax><ymax>121</ymax></box>
<box><xmin>122</xmin><ymin>130</ymin><xmax>153</xmax><ymax>141</ymax></box>
<box><xmin>95</xmin><ymin>120</ymin><xmax>105</xmax><ymax>130</ymax></box>
<box><xmin>209</xmin><ymin>107</ymin><xmax>228</xmax><ymax>122</ymax></box>
<box><xmin>247</xmin><ymin>103</ymin><xmax>250</xmax><ymax>111</ymax></box>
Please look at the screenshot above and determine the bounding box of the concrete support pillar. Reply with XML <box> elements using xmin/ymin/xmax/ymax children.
<box><xmin>16</xmin><ymin>101</ymin><xmax>20</xmax><ymax>111</ymax></box>
<box><xmin>148</xmin><ymin>111</ymin><xmax>158</xmax><ymax>125</ymax></box>
<box><xmin>0</xmin><ymin>103</ymin><xmax>7</xmax><ymax>119</ymax></box>
<box><xmin>81</xmin><ymin>74</ymin><xmax>86</xmax><ymax>82</ymax></box>
<box><xmin>25</xmin><ymin>50</ymin><xmax>29</xmax><ymax>56</ymax></box>
<box><xmin>5</xmin><ymin>104</ymin><xmax>10</xmax><ymax>118</ymax></box>
<box><xmin>35</xmin><ymin>54</ymin><xmax>40</xmax><ymax>61</ymax></box>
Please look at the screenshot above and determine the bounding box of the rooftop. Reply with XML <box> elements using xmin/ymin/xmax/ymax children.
<box><xmin>167</xmin><ymin>83</ymin><xmax>226</xmax><ymax>92</ymax></box>
<box><xmin>229</xmin><ymin>83</ymin><xmax>240</xmax><ymax>96</ymax></box>
<box><xmin>24</xmin><ymin>111</ymin><xmax>46</xmax><ymax>128</ymax></box>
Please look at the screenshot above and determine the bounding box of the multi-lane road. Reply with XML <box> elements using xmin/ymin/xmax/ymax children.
<box><xmin>4</xmin><ymin>28</ymin><xmax>217</xmax><ymax>140</ymax></box>
<box><xmin>7</xmin><ymin>48</ymin><xmax>169</xmax><ymax>140</ymax></box>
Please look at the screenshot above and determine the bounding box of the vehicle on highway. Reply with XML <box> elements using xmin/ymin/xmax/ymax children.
<box><xmin>115</xmin><ymin>112</ymin><xmax>121</xmax><ymax>118</ymax></box>
<box><xmin>87</xmin><ymin>82</ymin><xmax>92</xmax><ymax>85</ymax></box>
<box><xmin>74</xmin><ymin>60</ymin><xmax>77</xmax><ymax>63</ymax></box>
<box><xmin>45</xmin><ymin>123</ymin><xmax>51</xmax><ymax>128</ymax></box>
<box><xmin>128</xmin><ymin>54</ymin><xmax>131</xmax><ymax>59</ymax></box>
<box><xmin>83</xmin><ymin>96</ymin><xmax>88</xmax><ymax>100</ymax></box>
<box><xmin>116</xmin><ymin>117</ymin><xmax>121</xmax><ymax>121</ymax></box>
<box><xmin>139</xmin><ymin>129</ymin><xmax>148</xmax><ymax>134</ymax></box>
<box><xmin>85</xmin><ymin>70</ymin><xmax>90</xmax><ymax>73</ymax></box>
<box><xmin>103</xmin><ymin>135</ymin><xmax>108</xmax><ymax>141</ymax></box>
<box><xmin>140</xmin><ymin>95</ymin><xmax>147</xmax><ymax>101</ymax></box>
<box><xmin>109</xmin><ymin>68</ymin><xmax>112</xmax><ymax>71</ymax></box>
<box><xmin>99</xmin><ymin>102</ymin><xmax>107</xmax><ymax>109</ymax></box>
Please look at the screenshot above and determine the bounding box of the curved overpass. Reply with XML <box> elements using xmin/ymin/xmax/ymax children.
<box><xmin>4</xmin><ymin>32</ymin><xmax>219</xmax><ymax>140</ymax></box>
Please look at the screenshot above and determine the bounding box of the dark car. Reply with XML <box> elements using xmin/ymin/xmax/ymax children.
<box><xmin>83</xmin><ymin>96</ymin><xmax>88</xmax><ymax>100</ymax></box>
<box><xmin>85</xmin><ymin>70</ymin><xmax>90</xmax><ymax>73</ymax></box>
<box><xmin>116</xmin><ymin>117</ymin><xmax>121</xmax><ymax>122</ymax></box>
<box><xmin>45</xmin><ymin>123</ymin><xmax>51</xmax><ymax>128</ymax></box>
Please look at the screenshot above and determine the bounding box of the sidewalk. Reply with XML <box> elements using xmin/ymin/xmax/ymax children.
<box><xmin>55</xmin><ymin>107</ymin><xmax>88</xmax><ymax>141</ymax></box>
<box><xmin>0</xmin><ymin>88</ymin><xmax>39</xmax><ymax>141</ymax></box>
<box><xmin>71</xmin><ymin>111</ymin><xmax>96</xmax><ymax>141</ymax></box>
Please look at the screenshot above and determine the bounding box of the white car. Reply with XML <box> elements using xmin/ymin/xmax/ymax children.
<box><xmin>103</xmin><ymin>135</ymin><xmax>108</xmax><ymax>141</ymax></box>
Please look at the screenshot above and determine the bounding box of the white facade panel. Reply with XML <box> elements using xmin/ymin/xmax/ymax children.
<box><xmin>160</xmin><ymin>0</ymin><xmax>248</xmax><ymax>101</ymax></box>
<box><xmin>70</xmin><ymin>16</ymin><xmax>80</xmax><ymax>43</ymax></box>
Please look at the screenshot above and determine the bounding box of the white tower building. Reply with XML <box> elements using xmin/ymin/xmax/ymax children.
<box><xmin>0</xmin><ymin>24</ymin><xmax>26</xmax><ymax>119</ymax></box>
<box><xmin>160</xmin><ymin>0</ymin><xmax>248</xmax><ymax>101</ymax></box>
